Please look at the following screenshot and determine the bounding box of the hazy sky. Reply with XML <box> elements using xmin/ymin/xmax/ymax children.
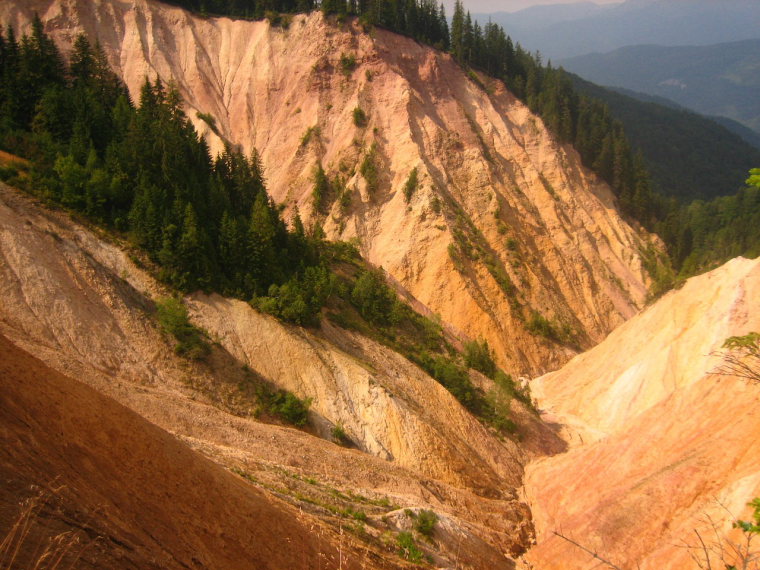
<box><xmin>441</xmin><ymin>0</ymin><xmax>624</xmax><ymax>14</ymax></box>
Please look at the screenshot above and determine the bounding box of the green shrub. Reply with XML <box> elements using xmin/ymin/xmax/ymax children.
<box><xmin>255</xmin><ymin>265</ymin><xmax>336</xmax><ymax>327</ymax></box>
<box><xmin>414</xmin><ymin>510</ymin><xmax>438</xmax><ymax>537</ymax></box>
<box><xmin>300</xmin><ymin>125</ymin><xmax>320</xmax><ymax>147</ymax></box>
<box><xmin>525</xmin><ymin>311</ymin><xmax>575</xmax><ymax>344</ymax></box>
<box><xmin>403</xmin><ymin>167</ymin><xmax>418</xmax><ymax>202</ymax></box>
<box><xmin>350</xmin><ymin>269</ymin><xmax>401</xmax><ymax>326</ymax></box>
<box><xmin>463</xmin><ymin>338</ymin><xmax>497</xmax><ymax>379</ymax></box>
<box><xmin>195</xmin><ymin>111</ymin><xmax>216</xmax><ymax>129</ymax></box>
<box><xmin>526</xmin><ymin>311</ymin><xmax>554</xmax><ymax>339</ymax></box>
<box><xmin>413</xmin><ymin>353</ymin><xmax>485</xmax><ymax>414</ymax></box>
<box><xmin>155</xmin><ymin>297</ymin><xmax>210</xmax><ymax>360</ymax></box>
<box><xmin>352</xmin><ymin>106</ymin><xmax>368</xmax><ymax>128</ymax></box>
<box><xmin>360</xmin><ymin>143</ymin><xmax>378</xmax><ymax>193</ymax></box>
<box><xmin>312</xmin><ymin>163</ymin><xmax>330</xmax><ymax>213</ymax></box>
<box><xmin>339</xmin><ymin>187</ymin><xmax>353</xmax><ymax>213</ymax></box>
<box><xmin>350</xmin><ymin>508</ymin><xmax>367</xmax><ymax>522</ymax></box>
<box><xmin>332</xmin><ymin>423</ymin><xmax>350</xmax><ymax>445</ymax></box>
<box><xmin>265</xmin><ymin>389</ymin><xmax>311</xmax><ymax>426</ymax></box>
<box><xmin>340</xmin><ymin>53</ymin><xmax>356</xmax><ymax>75</ymax></box>
<box><xmin>396</xmin><ymin>532</ymin><xmax>424</xmax><ymax>563</ymax></box>
<box><xmin>485</xmin><ymin>383</ymin><xmax>517</xmax><ymax>434</ymax></box>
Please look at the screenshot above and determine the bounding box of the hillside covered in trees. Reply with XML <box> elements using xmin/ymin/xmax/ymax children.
<box><xmin>0</xmin><ymin>15</ymin><xmax>329</xmax><ymax>322</ymax></box>
<box><xmin>571</xmin><ymin>75</ymin><xmax>760</xmax><ymax>202</ymax></box>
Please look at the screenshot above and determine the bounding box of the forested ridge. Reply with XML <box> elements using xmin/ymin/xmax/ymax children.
<box><xmin>570</xmin><ymin>75</ymin><xmax>760</xmax><ymax>202</ymax></box>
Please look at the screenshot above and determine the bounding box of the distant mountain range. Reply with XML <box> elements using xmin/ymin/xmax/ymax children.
<box><xmin>560</xmin><ymin>39</ymin><xmax>760</xmax><ymax>138</ymax></box>
<box><xmin>476</xmin><ymin>0</ymin><xmax>760</xmax><ymax>59</ymax></box>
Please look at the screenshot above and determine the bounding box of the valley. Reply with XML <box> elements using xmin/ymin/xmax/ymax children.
<box><xmin>0</xmin><ymin>1</ymin><xmax>758</xmax><ymax>569</ymax></box>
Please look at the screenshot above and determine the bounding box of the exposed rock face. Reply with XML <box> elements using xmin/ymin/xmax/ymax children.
<box><xmin>525</xmin><ymin>257</ymin><xmax>760</xmax><ymax>569</ymax></box>
<box><xmin>1</xmin><ymin>0</ymin><xmax>653</xmax><ymax>374</ymax></box>
<box><xmin>189</xmin><ymin>293</ymin><xmax>526</xmax><ymax>493</ymax></box>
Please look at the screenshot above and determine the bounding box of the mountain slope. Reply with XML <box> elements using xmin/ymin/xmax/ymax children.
<box><xmin>525</xmin><ymin>256</ymin><xmax>760</xmax><ymax>569</ymax></box>
<box><xmin>570</xmin><ymin>75</ymin><xmax>760</xmax><ymax>200</ymax></box>
<box><xmin>0</xmin><ymin>178</ymin><xmax>544</xmax><ymax>567</ymax></box>
<box><xmin>0</xmin><ymin>0</ymin><xmax>654</xmax><ymax>375</ymax></box>
<box><xmin>562</xmin><ymin>39</ymin><xmax>760</xmax><ymax>137</ymax></box>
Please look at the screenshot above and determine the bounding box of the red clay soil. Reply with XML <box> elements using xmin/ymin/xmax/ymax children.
<box><xmin>0</xmin><ymin>333</ymin><xmax>405</xmax><ymax>569</ymax></box>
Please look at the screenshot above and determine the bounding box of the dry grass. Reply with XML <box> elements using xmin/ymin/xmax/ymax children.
<box><xmin>0</xmin><ymin>487</ymin><xmax>95</xmax><ymax>570</ymax></box>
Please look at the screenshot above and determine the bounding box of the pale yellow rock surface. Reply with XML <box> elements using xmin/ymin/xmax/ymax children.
<box><xmin>2</xmin><ymin>0</ymin><xmax>654</xmax><ymax>374</ymax></box>
<box><xmin>525</xmin><ymin>257</ymin><xmax>760</xmax><ymax>569</ymax></box>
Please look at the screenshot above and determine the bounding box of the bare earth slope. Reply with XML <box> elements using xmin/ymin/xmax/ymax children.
<box><xmin>1</xmin><ymin>0</ymin><xmax>654</xmax><ymax>374</ymax></box>
<box><xmin>525</xmin><ymin>257</ymin><xmax>760</xmax><ymax>569</ymax></box>
<box><xmin>0</xmin><ymin>331</ymin><xmax>397</xmax><ymax>570</ymax></box>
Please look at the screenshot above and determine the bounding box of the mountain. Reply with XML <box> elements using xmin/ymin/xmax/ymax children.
<box><xmin>474</xmin><ymin>2</ymin><xmax>612</xmax><ymax>42</ymax></box>
<box><xmin>569</xmin><ymin>75</ymin><xmax>760</xmax><ymax>200</ymax></box>
<box><xmin>479</xmin><ymin>0</ymin><xmax>760</xmax><ymax>59</ymax></box>
<box><xmin>0</xmin><ymin>0</ymin><xmax>654</xmax><ymax>376</ymax></box>
<box><xmin>597</xmin><ymin>86</ymin><xmax>760</xmax><ymax>151</ymax></box>
<box><xmin>561</xmin><ymin>39</ymin><xmax>760</xmax><ymax>137</ymax></box>
<box><xmin>1</xmin><ymin>1</ymin><xmax>759</xmax><ymax>569</ymax></box>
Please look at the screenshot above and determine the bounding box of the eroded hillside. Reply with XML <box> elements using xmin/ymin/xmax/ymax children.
<box><xmin>1</xmin><ymin>0</ymin><xmax>654</xmax><ymax>374</ymax></box>
<box><xmin>0</xmin><ymin>179</ymin><xmax>548</xmax><ymax>567</ymax></box>
<box><xmin>525</xmin><ymin>257</ymin><xmax>760</xmax><ymax>569</ymax></box>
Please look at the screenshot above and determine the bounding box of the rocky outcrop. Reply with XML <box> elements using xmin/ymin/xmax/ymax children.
<box><xmin>1</xmin><ymin>0</ymin><xmax>654</xmax><ymax>374</ymax></box>
<box><xmin>524</xmin><ymin>257</ymin><xmax>760</xmax><ymax>569</ymax></box>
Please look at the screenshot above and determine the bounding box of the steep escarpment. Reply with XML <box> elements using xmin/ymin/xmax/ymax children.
<box><xmin>524</xmin><ymin>257</ymin><xmax>760</xmax><ymax>569</ymax></box>
<box><xmin>1</xmin><ymin>0</ymin><xmax>654</xmax><ymax>374</ymax></box>
<box><xmin>0</xmin><ymin>181</ymin><xmax>540</xmax><ymax>566</ymax></box>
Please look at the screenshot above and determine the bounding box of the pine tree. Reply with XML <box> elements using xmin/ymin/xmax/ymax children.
<box><xmin>451</xmin><ymin>1</ymin><xmax>464</xmax><ymax>64</ymax></box>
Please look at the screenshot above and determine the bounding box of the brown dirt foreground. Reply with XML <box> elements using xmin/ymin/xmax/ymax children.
<box><xmin>0</xmin><ymin>332</ymin><xmax>407</xmax><ymax>570</ymax></box>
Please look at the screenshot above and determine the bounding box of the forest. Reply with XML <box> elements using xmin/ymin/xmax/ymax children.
<box><xmin>0</xmin><ymin>16</ymin><xmax>332</xmax><ymax>325</ymax></box>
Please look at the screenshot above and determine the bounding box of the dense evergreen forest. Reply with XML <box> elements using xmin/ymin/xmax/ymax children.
<box><xmin>571</xmin><ymin>75</ymin><xmax>760</xmax><ymax>202</ymax></box>
<box><xmin>0</xmin><ymin>15</ymin><xmax>330</xmax><ymax>325</ymax></box>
